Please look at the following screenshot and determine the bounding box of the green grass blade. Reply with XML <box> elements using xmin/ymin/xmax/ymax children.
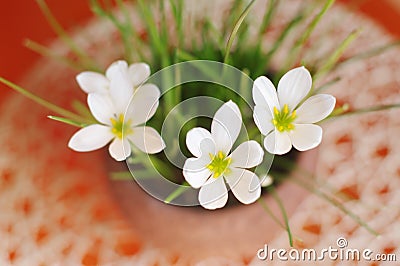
<box><xmin>47</xmin><ymin>115</ymin><xmax>87</xmax><ymax>128</ymax></box>
<box><xmin>330</xmin><ymin>103</ymin><xmax>400</xmax><ymax>119</ymax></box>
<box><xmin>336</xmin><ymin>40</ymin><xmax>400</xmax><ymax>68</ymax></box>
<box><xmin>71</xmin><ymin>100</ymin><xmax>96</xmax><ymax>121</ymax></box>
<box><xmin>262</xmin><ymin>13</ymin><xmax>305</xmax><ymax>79</ymax></box>
<box><xmin>164</xmin><ymin>182</ymin><xmax>190</xmax><ymax>204</ymax></box>
<box><xmin>297</xmin><ymin>0</ymin><xmax>334</xmax><ymax>49</ymax></box>
<box><xmin>284</xmin><ymin>0</ymin><xmax>335</xmax><ymax>70</ymax></box>
<box><xmin>270</xmin><ymin>157</ymin><xmax>378</xmax><ymax>236</ymax></box>
<box><xmin>223</xmin><ymin>0</ymin><xmax>256</xmax><ymax>64</ymax></box>
<box><xmin>313</xmin><ymin>77</ymin><xmax>341</xmax><ymax>93</ymax></box>
<box><xmin>289</xmin><ymin>176</ymin><xmax>378</xmax><ymax>236</ymax></box>
<box><xmin>258</xmin><ymin>0</ymin><xmax>278</xmax><ymax>37</ymax></box>
<box><xmin>258</xmin><ymin>198</ymin><xmax>285</xmax><ymax>229</ymax></box>
<box><xmin>169</xmin><ymin>0</ymin><xmax>184</xmax><ymax>48</ymax></box>
<box><xmin>110</xmin><ymin>170</ymin><xmax>158</xmax><ymax>180</ymax></box>
<box><xmin>24</xmin><ymin>39</ymin><xmax>84</xmax><ymax>71</ymax></box>
<box><xmin>268</xmin><ymin>186</ymin><xmax>294</xmax><ymax>247</ymax></box>
<box><xmin>36</xmin><ymin>0</ymin><xmax>97</xmax><ymax>70</ymax></box>
<box><xmin>314</xmin><ymin>29</ymin><xmax>360</xmax><ymax>81</ymax></box>
<box><xmin>0</xmin><ymin>77</ymin><xmax>85</xmax><ymax>122</ymax></box>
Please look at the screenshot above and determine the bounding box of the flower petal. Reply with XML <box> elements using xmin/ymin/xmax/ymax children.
<box><xmin>211</xmin><ymin>101</ymin><xmax>242</xmax><ymax>153</ymax></box>
<box><xmin>289</xmin><ymin>124</ymin><xmax>322</xmax><ymax>151</ymax></box>
<box><xmin>127</xmin><ymin>126</ymin><xmax>165</xmax><ymax>154</ymax></box>
<box><xmin>186</xmin><ymin>127</ymin><xmax>213</xmax><ymax>157</ymax></box>
<box><xmin>264</xmin><ymin>130</ymin><xmax>292</xmax><ymax>155</ymax></box>
<box><xmin>105</xmin><ymin>60</ymin><xmax>128</xmax><ymax>80</ymax></box>
<box><xmin>128</xmin><ymin>63</ymin><xmax>151</xmax><ymax>87</ymax></box>
<box><xmin>87</xmin><ymin>93</ymin><xmax>115</xmax><ymax>125</ymax></box>
<box><xmin>126</xmin><ymin>83</ymin><xmax>160</xmax><ymax>126</ymax></box>
<box><xmin>109</xmin><ymin>138</ymin><xmax>131</xmax><ymax>161</ymax></box>
<box><xmin>225</xmin><ymin>168</ymin><xmax>261</xmax><ymax>204</ymax></box>
<box><xmin>253</xmin><ymin>105</ymin><xmax>274</xmax><ymax>136</ymax></box>
<box><xmin>183</xmin><ymin>157</ymin><xmax>212</xmax><ymax>189</ymax></box>
<box><xmin>76</xmin><ymin>72</ymin><xmax>109</xmax><ymax>94</ymax></box>
<box><xmin>295</xmin><ymin>94</ymin><xmax>336</xmax><ymax>123</ymax></box>
<box><xmin>277</xmin><ymin>66</ymin><xmax>312</xmax><ymax>110</ymax></box>
<box><xmin>108</xmin><ymin>61</ymin><xmax>133</xmax><ymax>112</ymax></box>
<box><xmin>198</xmin><ymin>177</ymin><xmax>228</xmax><ymax>210</ymax></box>
<box><xmin>68</xmin><ymin>124</ymin><xmax>114</xmax><ymax>152</ymax></box>
<box><xmin>253</xmin><ymin>76</ymin><xmax>280</xmax><ymax>111</ymax></box>
<box><xmin>230</xmin><ymin>140</ymin><xmax>264</xmax><ymax>169</ymax></box>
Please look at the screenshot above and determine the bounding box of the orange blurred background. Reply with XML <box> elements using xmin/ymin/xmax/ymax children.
<box><xmin>0</xmin><ymin>0</ymin><xmax>399</xmax><ymax>89</ymax></box>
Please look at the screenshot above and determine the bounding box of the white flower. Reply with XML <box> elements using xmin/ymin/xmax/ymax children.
<box><xmin>253</xmin><ymin>66</ymin><xmax>336</xmax><ymax>155</ymax></box>
<box><xmin>76</xmin><ymin>60</ymin><xmax>150</xmax><ymax>94</ymax></box>
<box><xmin>68</xmin><ymin>60</ymin><xmax>165</xmax><ymax>161</ymax></box>
<box><xmin>183</xmin><ymin>101</ymin><xmax>264</xmax><ymax>210</ymax></box>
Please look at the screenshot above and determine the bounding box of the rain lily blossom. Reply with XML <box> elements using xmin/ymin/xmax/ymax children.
<box><xmin>253</xmin><ymin>66</ymin><xmax>336</xmax><ymax>155</ymax></box>
<box><xmin>68</xmin><ymin>61</ymin><xmax>165</xmax><ymax>161</ymax></box>
<box><xmin>76</xmin><ymin>60</ymin><xmax>151</xmax><ymax>94</ymax></box>
<box><xmin>183</xmin><ymin>101</ymin><xmax>264</xmax><ymax>210</ymax></box>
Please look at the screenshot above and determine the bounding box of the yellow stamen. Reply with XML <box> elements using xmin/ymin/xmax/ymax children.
<box><xmin>283</xmin><ymin>104</ymin><xmax>289</xmax><ymax>114</ymax></box>
<box><xmin>206</xmin><ymin>151</ymin><xmax>232</xmax><ymax>179</ymax></box>
<box><xmin>271</xmin><ymin>105</ymin><xmax>297</xmax><ymax>132</ymax></box>
<box><xmin>110</xmin><ymin>114</ymin><xmax>133</xmax><ymax>139</ymax></box>
<box><xmin>273</xmin><ymin>106</ymin><xmax>279</xmax><ymax>115</ymax></box>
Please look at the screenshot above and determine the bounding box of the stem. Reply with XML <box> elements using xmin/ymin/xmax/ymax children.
<box><xmin>0</xmin><ymin>77</ymin><xmax>85</xmax><ymax>122</ymax></box>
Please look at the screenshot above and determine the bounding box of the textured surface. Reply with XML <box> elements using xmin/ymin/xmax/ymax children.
<box><xmin>1</xmin><ymin>0</ymin><xmax>400</xmax><ymax>265</ymax></box>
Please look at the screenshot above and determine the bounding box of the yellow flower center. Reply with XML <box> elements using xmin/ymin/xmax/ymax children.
<box><xmin>272</xmin><ymin>104</ymin><xmax>297</xmax><ymax>132</ymax></box>
<box><xmin>110</xmin><ymin>114</ymin><xmax>133</xmax><ymax>139</ymax></box>
<box><xmin>206</xmin><ymin>151</ymin><xmax>232</xmax><ymax>178</ymax></box>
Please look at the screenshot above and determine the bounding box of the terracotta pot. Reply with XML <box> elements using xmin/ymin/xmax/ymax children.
<box><xmin>1</xmin><ymin>1</ymin><xmax>400</xmax><ymax>265</ymax></box>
